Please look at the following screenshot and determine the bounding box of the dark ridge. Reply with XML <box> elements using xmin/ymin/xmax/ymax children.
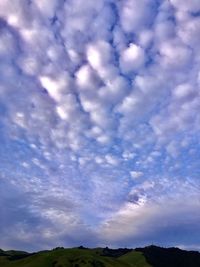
<box><xmin>0</xmin><ymin>249</ymin><xmax>7</xmax><ymax>256</ymax></box>
<box><xmin>4</xmin><ymin>250</ymin><xmax>29</xmax><ymax>255</ymax></box>
<box><xmin>101</xmin><ymin>247</ymin><xmax>132</xmax><ymax>257</ymax></box>
<box><xmin>8</xmin><ymin>253</ymin><xmax>35</xmax><ymax>261</ymax></box>
<box><xmin>77</xmin><ymin>246</ymin><xmax>88</xmax><ymax>250</ymax></box>
<box><xmin>135</xmin><ymin>245</ymin><xmax>200</xmax><ymax>267</ymax></box>
<box><xmin>0</xmin><ymin>249</ymin><xmax>34</xmax><ymax>261</ymax></box>
<box><xmin>52</xmin><ymin>247</ymin><xmax>65</xmax><ymax>251</ymax></box>
<box><xmin>1</xmin><ymin>249</ymin><xmax>34</xmax><ymax>261</ymax></box>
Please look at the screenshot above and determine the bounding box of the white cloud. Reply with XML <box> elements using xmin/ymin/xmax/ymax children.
<box><xmin>87</xmin><ymin>41</ymin><xmax>112</xmax><ymax>70</ymax></box>
<box><xmin>105</xmin><ymin>154</ymin><xmax>119</xmax><ymax>166</ymax></box>
<box><xmin>170</xmin><ymin>0</ymin><xmax>200</xmax><ymax>13</ymax></box>
<box><xmin>158</xmin><ymin>39</ymin><xmax>192</xmax><ymax>69</ymax></box>
<box><xmin>172</xmin><ymin>83</ymin><xmax>197</xmax><ymax>101</ymax></box>
<box><xmin>39</xmin><ymin>75</ymin><xmax>70</xmax><ymax>102</ymax></box>
<box><xmin>119</xmin><ymin>0</ymin><xmax>156</xmax><ymax>33</ymax></box>
<box><xmin>120</xmin><ymin>44</ymin><xmax>146</xmax><ymax>73</ymax></box>
<box><xmin>130</xmin><ymin>171</ymin><xmax>143</xmax><ymax>179</ymax></box>
<box><xmin>76</xmin><ymin>65</ymin><xmax>98</xmax><ymax>90</ymax></box>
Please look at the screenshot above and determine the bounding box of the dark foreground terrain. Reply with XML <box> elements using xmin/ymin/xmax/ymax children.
<box><xmin>0</xmin><ymin>245</ymin><xmax>200</xmax><ymax>267</ymax></box>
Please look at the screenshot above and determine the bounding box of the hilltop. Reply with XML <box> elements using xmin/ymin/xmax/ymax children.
<box><xmin>0</xmin><ymin>245</ymin><xmax>200</xmax><ymax>267</ymax></box>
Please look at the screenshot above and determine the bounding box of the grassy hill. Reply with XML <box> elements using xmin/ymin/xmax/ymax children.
<box><xmin>0</xmin><ymin>245</ymin><xmax>200</xmax><ymax>267</ymax></box>
<box><xmin>0</xmin><ymin>247</ymin><xmax>150</xmax><ymax>267</ymax></box>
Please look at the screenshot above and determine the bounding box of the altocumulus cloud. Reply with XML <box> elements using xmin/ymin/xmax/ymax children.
<box><xmin>0</xmin><ymin>0</ymin><xmax>200</xmax><ymax>251</ymax></box>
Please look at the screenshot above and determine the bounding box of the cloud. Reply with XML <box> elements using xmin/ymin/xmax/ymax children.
<box><xmin>130</xmin><ymin>171</ymin><xmax>143</xmax><ymax>179</ymax></box>
<box><xmin>120</xmin><ymin>44</ymin><xmax>146</xmax><ymax>73</ymax></box>
<box><xmin>119</xmin><ymin>0</ymin><xmax>156</xmax><ymax>33</ymax></box>
<box><xmin>99</xmin><ymin>179</ymin><xmax>200</xmax><ymax>247</ymax></box>
<box><xmin>0</xmin><ymin>0</ymin><xmax>200</xmax><ymax>251</ymax></box>
<box><xmin>170</xmin><ymin>0</ymin><xmax>200</xmax><ymax>13</ymax></box>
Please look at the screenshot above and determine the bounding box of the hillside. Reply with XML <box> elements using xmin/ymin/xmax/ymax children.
<box><xmin>0</xmin><ymin>245</ymin><xmax>200</xmax><ymax>267</ymax></box>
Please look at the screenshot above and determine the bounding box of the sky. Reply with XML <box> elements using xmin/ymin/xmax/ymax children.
<box><xmin>0</xmin><ymin>0</ymin><xmax>200</xmax><ymax>252</ymax></box>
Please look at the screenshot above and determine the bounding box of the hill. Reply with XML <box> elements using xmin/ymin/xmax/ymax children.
<box><xmin>0</xmin><ymin>245</ymin><xmax>200</xmax><ymax>267</ymax></box>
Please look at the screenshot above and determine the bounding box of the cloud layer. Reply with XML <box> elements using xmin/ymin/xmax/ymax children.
<box><xmin>0</xmin><ymin>0</ymin><xmax>200</xmax><ymax>251</ymax></box>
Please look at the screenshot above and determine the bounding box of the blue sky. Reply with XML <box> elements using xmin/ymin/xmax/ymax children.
<box><xmin>0</xmin><ymin>0</ymin><xmax>200</xmax><ymax>252</ymax></box>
